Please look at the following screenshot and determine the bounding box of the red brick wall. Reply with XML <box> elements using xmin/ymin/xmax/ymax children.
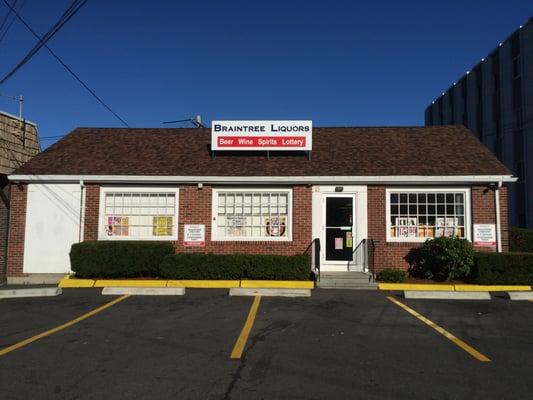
<box><xmin>368</xmin><ymin>185</ymin><xmax>508</xmax><ymax>273</ymax></box>
<box><xmin>471</xmin><ymin>185</ymin><xmax>508</xmax><ymax>252</ymax></box>
<box><xmin>5</xmin><ymin>182</ymin><xmax>509</xmax><ymax>277</ymax></box>
<box><xmin>79</xmin><ymin>184</ymin><xmax>312</xmax><ymax>254</ymax></box>
<box><xmin>367</xmin><ymin>186</ymin><xmax>416</xmax><ymax>272</ymax></box>
<box><xmin>175</xmin><ymin>185</ymin><xmax>312</xmax><ymax>255</ymax></box>
<box><xmin>84</xmin><ymin>184</ymin><xmax>100</xmax><ymax>241</ymax></box>
<box><xmin>0</xmin><ymin>185</ymin><xmax>9</xmax><ymax>284</ymax></box>
<box><xmin>6</xmin><ymin>184</ymin><xmax>27</xmax><ymax>278</ymax></box>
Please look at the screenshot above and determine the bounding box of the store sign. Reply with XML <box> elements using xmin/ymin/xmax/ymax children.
<box><xmin>211</xmin><ymin>120</ymin><xmax>312</xmax><ymax>151</ymax></box>
<box><xmin>473</xmin><ymin>224</ymin><xmax>496</xmax><ymax>246</ymax></box>
<box><xmin>183</xmin><ymin>224</ymin><xmax>205</xmax><ymax>247</ymax></box>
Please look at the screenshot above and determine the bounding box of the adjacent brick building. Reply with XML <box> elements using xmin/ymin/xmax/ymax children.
<box><xmin>6</xmin><ymin>125</ymin><xmax>515</xmax><ymax>284</ymax></box>
<box><xmin>0</xmin><ymin>111</ymin><xmax>40</xmax><ymax>284</ymax></box>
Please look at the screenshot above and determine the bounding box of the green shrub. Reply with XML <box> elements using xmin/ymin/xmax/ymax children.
<box><xmin>470</xmin><ymin>252</ymin><xmax>533</xmax><ymax>284</ymax></box>
<box><xmin>376</xmin><ymin>268</ymin><xmax>407</xmax><ymax>283</ymax></box>
<box><xmin>409</xmin><ymin>237</ymin><xmax>474</xmax><ymax>281</ymax></box>
<box><xmin>159</xmin><ymin>253</ymin><xmax>311</xmax><ymax>280</ymax></box>
<box><xmin>70</xmin><ymin>241</ymin><xmax>175</xmax><ymax>278</ymax></box>
<box><xmin>509</xmin><ymin>227</ymin><xmax>533</xmax><ymax>253</ymax></box>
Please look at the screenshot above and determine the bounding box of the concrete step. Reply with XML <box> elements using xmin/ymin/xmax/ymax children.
<box><xmin>317</xmin><ymin>284</ymin><xmax>378</xmax><ymax>290</ymax></box>
<box><xmin>320</xmin><ymin>274</ymin><xmax>373</xmax><ymax>280</ymax></box>
<box><xmin>320</xmin><ymin>272</ymin><xmax>370</xmax><ymax>277</ymax></box>
<box><xmin>318</xmin><ymin>280</ymin><xmax>377</xmax><ymax>286</ymax></box>
<box><xmin>320</xmin><ymin>276</ymin><xmax>372</xmax><ymax>281</ymax></box>
<box><xmin>317</xmin><ymin>271</ymin><xmax>376</xmax><ymax>290</ymax></box>
<box><xmin>318</xmin><ymin>281</ymin><xmax>377</xmax><ymax>287</ymax></box>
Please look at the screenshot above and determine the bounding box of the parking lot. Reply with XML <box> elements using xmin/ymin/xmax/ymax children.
<box><xmin>1</xmin><ymin>289</ymin><xmax>533</xmax><ymax>400</ymax></box>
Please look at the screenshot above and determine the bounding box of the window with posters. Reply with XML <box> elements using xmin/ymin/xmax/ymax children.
<box><xmin>99</xmin><ymin>188</ymin><xmax>178</xmax><ymax>240</ymax></box>
<box><xmin>387</xmin><ymin>189</ymin><xmax>470</xmax><ymax>242</ymax></box>
<box><xmin>212</xmin><ymin>189</ymin><xmax>291</xmax><ymax>241</ymax></box>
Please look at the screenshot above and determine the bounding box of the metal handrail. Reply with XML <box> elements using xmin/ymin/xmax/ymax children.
<box><xmin>303</xmin><ymin>238</ymin><xmax>321</xmax><ymax>282</ymax></box>
<box><xmin>349</xmin><ymin>238</ymin><xmax>376</xmax><ymax>281</ymax></box>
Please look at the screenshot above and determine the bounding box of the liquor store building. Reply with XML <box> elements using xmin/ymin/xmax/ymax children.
<box><xmin>6</xmin><ymin>124</ymin><xmax>515</xmax><ymax>284</ymax></box>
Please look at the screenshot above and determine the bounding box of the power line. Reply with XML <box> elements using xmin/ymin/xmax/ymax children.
<box><xmin>0</xmin><ymin>0</ymin><xmax>26</xmax><ymax>46</ymax></box>
<box><xmin>0</xmin><ymin>0</ymin><xmax>18</xmax><ymax>33</ymax></box>
<box><xmin>1</xmin><ymin>0</ymin><xmax>130</xmax><ymax>127</ymax></box>
<box><xmin>0</xmin><ymin>0</ymin><xmax>87</xmax><ymax>85</ymax></box>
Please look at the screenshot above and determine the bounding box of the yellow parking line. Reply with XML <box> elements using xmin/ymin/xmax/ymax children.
<box><xmin>387</xmin><ymin>296</ymin><xmax>491</xmax><ymax>362</ymax></box>
<box><xmin>230</xmin><ymin>296</ymin><xmax>261</xmax><ymax>359</ymax></box>
<box><xmin>0</xmin><ymin>295</ymin><xmax>129</xmax><ymax>357</ymax></box>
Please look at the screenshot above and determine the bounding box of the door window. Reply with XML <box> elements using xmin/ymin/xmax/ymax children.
<box><xmin>325</xmin><ymin>196</ymin><xmax>354</xmax><ymax>261</ymax></box>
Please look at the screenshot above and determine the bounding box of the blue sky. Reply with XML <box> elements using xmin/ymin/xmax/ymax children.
<box><xmin>0</xmin><ymin>0</ymin><xmax>531</xmax><ymax>148</ymax></box>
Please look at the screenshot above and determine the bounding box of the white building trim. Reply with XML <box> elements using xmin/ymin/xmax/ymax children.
<box><xmin>9</xmin><ymin>174</ymin><xmax>518</xmax><ymax>184</ymax></box>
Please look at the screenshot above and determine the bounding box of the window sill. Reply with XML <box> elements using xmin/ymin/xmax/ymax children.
<box><xmin>386</xmin><ymin>238</ymin><xmax>469</xmax><ymax>244</ymax></box>
<box><xmin>97</xmin><ymin>236</ymin><xmax>177</xmax><ymax>241</ymax></box>
<box><xmin>211</xmin><ymin>238</ymin><xmax>292</xmax><ymax>243</ymax></box>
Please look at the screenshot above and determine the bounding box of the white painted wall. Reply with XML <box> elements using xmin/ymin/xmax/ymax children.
<box><xmin>23</xmin><ymin>183</ymin><xmax>81</xmax><ymax>274</ymax></box>
<box><xmin>312</xmin><ymin>185</ymin><xmax>368</xmax><ymax>271</ymax></box>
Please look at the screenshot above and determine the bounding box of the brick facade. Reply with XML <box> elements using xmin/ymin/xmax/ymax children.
<box><xmin>82</xmin><ymin>185</ymin><xmax>313</xmax><ymax>256</ymax></box>
<box><xmin>471</xmin><ymin>185</ymin><xmax>509</xmax><ymax>252</ymax></box>
<box><xmin>0</xmin><ymin>184</ymin><xmax>9</xmax><ymax>284</ymax></box>
<box><xmin>6</xmin><ymin>182</ymin><xmax>509</xmax><ymax>278</ymax></box>
<box><xmin>6</xmin><ymin>184</ymin><xmax>27</xmax><ymax>278</ymax></box>
<box><xmin>175</xmin><ymin>185</ymin><xmax>312</xmax><ymax>255</ymax></box>
<box><xmin>367</xmin><ymin>185</ymin><xmax>509</xmax><ymax>273</ymax></box>
<box><xmin>83</xmin><ymin>184</ymin><xmax>100</xmax><ymax>241</ymax></box>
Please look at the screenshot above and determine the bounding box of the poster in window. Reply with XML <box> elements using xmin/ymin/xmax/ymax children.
<box><xmin>435</xmin><ymin>217</ymin><xmax>445</xmax><ymax>237</ymax></box>
<box><xmin>264</xmin><ymin>216</ymin><xmax>287</xmax><ymax>237</ymax></box>
<box><xmin>107</xmin><ymin>216</ymin><xmax>129</xmax><ymax>236</ymax></box>
<box><xmin>396</xmin><ymin>217</ymin><xmax>417</xmax><ymax>238</ymax></box>
<box><xmin>227</xmin><ymin>216</ymin><xmax>247</xmax><ymax>237</ymax></box>
<box><xmin>227</xmin><ymin>216</ymin><xmax>247</xmax><ymax>227</ymax></box>
<box><xmin>153</xmin><ymin>216</ymin><xmax>173</xmax><ymax>236</ymax></box>
<box><xmin>444</xmin><ymin>218</ymin><xmax>457</xmax><ymax>237</ymax></box>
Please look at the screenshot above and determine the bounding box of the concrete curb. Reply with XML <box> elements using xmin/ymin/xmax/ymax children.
<box><xmin>454</xmin><ymin>284</ymin><xmax>531</xmax><ymax>292</ymax></box>
<box><xmin>0</xmin><ymin>287</ymin><xmax>62</xmax><ymax>299</ymax></box>
<box><xmin>404</xmin><ymin>291</ymin><xmax>491</xmax><ymax>300</ymax></box>
<box><xmin>59</xmin><ymin>277</ymin><xmax>314</xmax><ymax>290</ymax></box>
<box><xmin>508</xmin><ymin>291</ymin><xmax>533</xmax><ymax>301</ymax></box>
<box><xmin>167</xmin><ymin>280</ymin><xmax>240</xmax><ymax>288</ymax></box>
<box><xmin>240</xmin><ymin>280</ymin><xmax>314</xmax><ymax>289</ymax></box>
<box><xmin>379</xmin><ymin>283</ymin><xmax>532</xmax><ymax>292</ymax></box>
<box><xmin>101</xmin><ymin>287</ymin><xmax>186</xmax><ymax>296</ymax></box>
<box><xmin>229</xmin><ymin>288</ymin><xmax>311</xmax><ymax>297</ymax></box>
<box><xmin>95</xmin><ymin>280</ymin><xmax>167</xmax><ymax>288</ymax></box>
<box><xmin>379</xmin><ymin>283</ymin><xmax>455</xmax><ymax>291</ymax></box>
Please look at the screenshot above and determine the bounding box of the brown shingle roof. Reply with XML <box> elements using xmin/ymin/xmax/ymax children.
<box><xmin>12</xmin><ymin>126</ymin><xmax>511</xmax><ymax>177</ymax></box>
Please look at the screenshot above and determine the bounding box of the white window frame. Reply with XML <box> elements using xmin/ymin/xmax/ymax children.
<box><xmin>385</xmin><ymin>187</ymin><xmax>471</xmax><ymax>243</ymax></box>
<box><xmin>211</xmin><ymin>188</ymin><xmax>293</xmax><ymax>242</ymax></box>
<box><xmin>98</xmin><ymin>186</ymin><xmax>179</xmax><ymax>241</ymax></box>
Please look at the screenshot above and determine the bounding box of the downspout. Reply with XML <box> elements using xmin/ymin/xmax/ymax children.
<box><xmin>79</xmin><ymin>180</ymin><xmax>85</xmax><ymax>242</ymax></box>
<box><xmin>495</xmin><ymin>180</ymin><xmax>502</xmax><ymax>253</ymax></box>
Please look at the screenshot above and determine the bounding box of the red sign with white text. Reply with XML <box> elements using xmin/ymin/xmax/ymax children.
<box><xmin>217</xmin><ymin>136</ymin><xmax>306</xmax><ymax>148</ymax></box>
<box><xmin>211</xmin><ymin>120</ymin><xmax>312</xmax><ymax>151</ymax></box>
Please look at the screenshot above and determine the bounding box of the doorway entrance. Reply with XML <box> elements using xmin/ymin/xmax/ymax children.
<box><xmin>324</xmin><ymin>195</ymin><xmax>355</xmax><ymax>261</ymax></box>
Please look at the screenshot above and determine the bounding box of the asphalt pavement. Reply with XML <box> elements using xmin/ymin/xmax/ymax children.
<box><xmin>0</xmin><ymin>288</ymin><xmax>532</xmax><ymax>399</ymax></box>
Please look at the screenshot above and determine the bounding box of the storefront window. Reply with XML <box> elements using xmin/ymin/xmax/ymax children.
<box><xmin>100</xmin><ymin>189</ymin><xmax>177</xmax><ymax>240</ymax></box>
<box><xmin>387</xmin><ymin>189</ymin><xmax>469</xmax><ymax>241</ymax></box>
<box><xmin>213</xmin><ymin>189</ymin><xmax>291</xmax><ymax>240</ymax></box>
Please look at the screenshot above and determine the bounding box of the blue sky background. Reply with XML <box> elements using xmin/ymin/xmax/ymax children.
<box><xmin>0</xmin><ymin>0</ymin><xmax>531</xmax><ymax>148</ymax></box>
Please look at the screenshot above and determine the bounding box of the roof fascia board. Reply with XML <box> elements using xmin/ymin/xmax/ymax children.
<box><xmin>8</xmin><ymin>175</ymin><xmax>518</xmax><ymax>184</ymax></box>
